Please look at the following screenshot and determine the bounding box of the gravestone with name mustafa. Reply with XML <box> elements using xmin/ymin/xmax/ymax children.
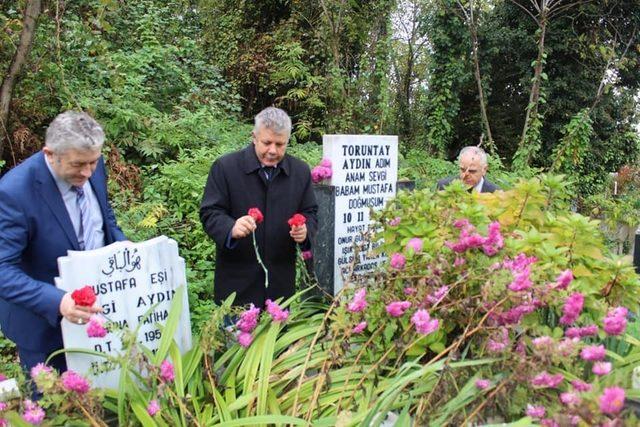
<box><xmin>55</xmin><ymin>236</ymin><xmax>192</xmax><ymax>390</ymax></box>
<box><xmin>314</xmin><ymin>135</ymin><xmax>399</xmax><ymax>295</ymax></box>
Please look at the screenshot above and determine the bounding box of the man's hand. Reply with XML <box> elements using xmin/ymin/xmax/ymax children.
<box><xmin>231</xmin><ymin>215</ymin><xmax>257</xmax><ymax>239</ymax></box>
<box><xmin>59</xmin><ymin>293</ymin><xmax>101</xmax><ymax>325</ymax></box>
<box><xmin>290</xmin><ymin>224</ymin><xmax>307</xmax><ymax>243</ymax></box>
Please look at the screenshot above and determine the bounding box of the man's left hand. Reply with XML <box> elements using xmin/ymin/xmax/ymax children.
<box><xmin>290</xmin><ymin>224</ymin><xmax>307</xmax><ymax>243</ymax></box>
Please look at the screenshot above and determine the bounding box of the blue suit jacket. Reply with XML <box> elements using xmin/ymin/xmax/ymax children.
<box><xmin>0</xmin><ymin>151</ymin><xmax>125</xmax><ymax>353</ymax></box>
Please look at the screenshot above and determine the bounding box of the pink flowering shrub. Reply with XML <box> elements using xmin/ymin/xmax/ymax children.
<box><xmin>311</xmin><ymin>158</ymin><xmax>333</xmax><ymax>183</ymax></box>
<box><xmin>347</xmin><ymin>178</ymin><xmax>640</xmax><ymax>424</ymax></box>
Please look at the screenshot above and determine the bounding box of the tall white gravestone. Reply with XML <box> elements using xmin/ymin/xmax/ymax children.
<box><xmin>55</xmin><ymin>236</ymin><xmax>192</xmax><ymax>389</ymax></box>
<box><xmin>323</xmin><ymin>135</ymin><xmax>398</xmax><ymax>293</ymax></box>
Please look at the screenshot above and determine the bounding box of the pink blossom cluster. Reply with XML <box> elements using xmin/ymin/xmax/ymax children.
<box><xmin>603</xmin><ymin>306</ymin><xmax>628</xmax><ymax>336</ymax></box>
<box><xmin>555</xmin><ymin>337</ymin><xmax>580</xmax><ymax>358</ymax></box>
<box><xmin>405</xmin><ymin>238</ymin><xmax>423</xmax><ymax>254</ymax></box>
<box><xmin>502</xmin><ymin>253</ymin><xmax>537</xmax><ymax>292</ymax></box>
<box><xmin>352</xmin><ymin>321</ymin><xmax>367</xmax><ymax>334</ymax></box>
<box><xmin>61</xmin><ymin>370</ymin><xmax>91</xmax><ymax>394</ymax></box>
<box><xmin>266</xmin><ymin>299</ymin><xmax>289</xmax><ymax>322</ymax></box>
<box><xmin>483</xmin><ymin>222</ymin><xmax>504</xmax><ymax>256</ymax></box>
<box><xmin>599</xmin><ymin>386</ymin><xmax>625</xmax><ymax>415</ymax></box>
<box><xmin>559</xmin><ymin>292</ymin><xmax>584</xmax><ymax>325</ymax></box>
<box><xmin>425</xmin><ymin>285</ymin><xmax>449</xmax><ymax>305</ymax></box>
<box><xmin>390</xmin><ymin>253</ymin><xmax>406</xmax><ymax>270</ymax></box>
<box><xmin>445</xmin><ymin>220</ymin><xmax>504</xmax><ymax>256</ymax></box>
<box><xmin>487</xmin><ymin>327</ymin><xmax>510</xmax><ymax>353</ymax></box>
<box><xmin>580</xmin><ymin>344</ymin><xmax>606</xmax><ymax>362</ymax></box>
<box><xmin>531</xmin><ymin>371</ymin><xmax>564</xmax><ymax>388</ymax></box>
<box><xmin>160</xmin><ymin>360</ymin><xmax>175</xmax><ymax>383</ymax></box>
<box><xmin>592</xmin><ymin>361</ymin><xmax>612</xmax><ymax>376</ymax></box>
<box><xmin>311</xmin><ymin>158</ymin><xmax>332</xmax><ymax>183</ymax></box>
<box><xmin>86</xmin><ymin>315</ymin><xmax>108</xmax><ymax>338</ymax></box>
<box><xmin>30</xmin><ymin>363</ymin><xmax>56</xmax><ymax>391</ymax></box>
<box><xmin>147</xmin><ymin>400</ymin><xmax>161</xmax><ymax>416</ymax></box>
<box><xmin>236</xmin><ymin>304</ymin><xmax>261</xmax><ymax>347</ymax></box>
<box><xmin>571</xmin><ymin>379</ymin><xmax>592</xmax><ymax>392</ymax></box>
<box><xmin>388</xmin><ymin>217</ymin><xmax>401</xmax><ymax>226</ymax></box>
<box><xmin>347</xmin><ymin>288</ymin><xmax>367</xmax><ymax>313</ymax></box>
<box><xmin>386</xmin><ymin>301</ymin><xmax>411</xmax><ymax>317</ymax></box>
<box><xmin>491</xmin><ymin>296</ymin><xmax>541</xmax><ymax>326</ymax></box>
<box><xmin>475</xmin><ymin>379</ymin><xmax>490</xmax><ymax>389</ymax></box>
<box><xmin>526</xmin><ymin>404</ymin><xmax>546</xmax><ymax>418</ymax></box>
<box><xmin>237</xmin><ymin>304</ymin><xmax>261</xmax><ymax>333</ymax></box>
<box><xmin>553</xmin><ymin>269</ymin><xmax>573</xmax><ymax>290</ymax></box>
<box><xmin>532</xmin><ymin>336</ymin><xmax>554</xmax><ymax>350</ymax></box>
<box><xmin>22</xmin><ymin>400</ymin><xmax>45</xmax><ymax>425</ymax></box>
<box><xmin>302</xmin><ymin>250</ymin><xmax>313</xmax><ymax>260</ymax></box>
<box><xmin>411</xmin><ymin>309</ymin><xmax>439</xmax><ymax>335</ymax></box>
<box><xmin>565</xmin><ymin>324</ymin><xmax>598</xmax><ymax>339</ymax></box>
<box><xmin>559</xmin><ymin>391</ymin><xmax>581</xmax><ymax>406</ymax></box>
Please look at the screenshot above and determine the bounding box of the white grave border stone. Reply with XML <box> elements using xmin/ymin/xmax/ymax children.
<box><xmin>55</xmin><ymin>236</ymin><xmax>192</xmax><ymax>390</ymax></box>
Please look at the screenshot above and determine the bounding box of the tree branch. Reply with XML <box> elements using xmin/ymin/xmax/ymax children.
<box><xmin>0</xmin><ymin>0</ymin><xmax>42</xmax><ymax>160</ymax></box>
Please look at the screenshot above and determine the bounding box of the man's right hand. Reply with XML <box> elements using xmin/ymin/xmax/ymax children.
<box><xmin>59</xmin><ymin>292</ymin><xmax>101</xmax><ymax>325</ymax></box>
<box><xmin>231</xmin><ymin>215</ymin><xmax>257</xmax><ymax>239</ymax></box>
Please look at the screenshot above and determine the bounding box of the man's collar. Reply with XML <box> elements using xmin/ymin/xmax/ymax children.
<box><xmin>44</xmin><ymin>154</ymin><xmax>74</xmax><ymax>195</ymax></box>
<box><xmin>473</xmin><ymin>177</ymin><xmax>485</xmax><ymax>193</ymax></box>
<box><xmin>241</xmin><ymin>144</ymin><xmax>290</xmax><ymax>176</ymax></box>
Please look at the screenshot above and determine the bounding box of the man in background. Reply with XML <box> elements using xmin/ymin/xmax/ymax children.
<box><xmin>437</xmin><ymin>146</ymin><xmax>499</xmax><ymax>193</ymax></box>
<box><xmin>0</xmin><ymin>111</ymin><xmax>126</xmax><ymax>372</ymax></box>
<box><xmin>200</xmin><ymin>107</ymin><xmax>318</xmax><ymax>308</ymax></box>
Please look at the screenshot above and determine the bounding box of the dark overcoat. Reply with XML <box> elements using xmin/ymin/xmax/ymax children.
<box><xmin>200</xmin><ymin>144</ymin><xmax>318</xmax><ymax>307</ymax></box>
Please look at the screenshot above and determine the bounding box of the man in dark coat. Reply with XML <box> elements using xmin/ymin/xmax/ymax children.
<box><xmin>436</xmin><ymin>146</ymin><xmax>499</xmax><ymax>193</ymax></box>
<box><xmin>200</xmin><ymin>107</ymin><xmax>318</xmax><ymax>307</ymax></box>
<box><xmin>0</xmin><ymin>111</ymin><xmax>126</xmax><ymax>372</ymax></box>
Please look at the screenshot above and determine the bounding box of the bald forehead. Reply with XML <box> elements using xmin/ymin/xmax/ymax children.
<box><xmin>460</xmin><ymin>151</ymin><xmax>485</xmax><ymax>166</ymax></box>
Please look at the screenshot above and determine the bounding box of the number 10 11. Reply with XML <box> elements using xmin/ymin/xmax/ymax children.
<box><xmin>343</xmin><ymin>211</ymin><xmax>365</xmax><ymax>223</ymax></box>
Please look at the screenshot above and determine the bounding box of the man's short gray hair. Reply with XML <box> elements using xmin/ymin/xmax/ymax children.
<box><xmin>254</xmin><ymin>107</ymin><xmax>292</xmax><ymax>138</ymax></box>
<box><xmin>45</xmin><ymin>111</ymin><xmax>105</xmax><ymax>153</ymax></box>
<box><xmin>458</xmin><ymin>146</ymin><xmax>488</xmax><ymax>166</ymax></box>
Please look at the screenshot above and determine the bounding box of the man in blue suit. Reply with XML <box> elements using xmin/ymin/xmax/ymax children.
<box><xmin>0</xmin><ymin>111</ymin><xmax>126</xmax><ymax>372</ymax></box>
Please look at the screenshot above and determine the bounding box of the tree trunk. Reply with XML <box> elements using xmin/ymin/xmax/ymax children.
<box><xmin>0</xmin><ymin>0</ymin><xmax>42</xmax><ymax>160</ymax></box>
<box><xmin>468</xmin><ymin>1</ymin><xmax>495</xmax><ymax>154</ymax></box>
<box><xmin>516</xmin><ymin>11</ymin><xmax>547</xmax><ymax>165</ymax></box>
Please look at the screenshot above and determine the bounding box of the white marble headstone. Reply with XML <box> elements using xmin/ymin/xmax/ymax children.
<box><xmin>323</xmin><ymin>135</ymin><xmax>398</xmax><ymax>294</ymax></box>
<box><xmin>55</xmin><ymin>236</ymin><xmax>191</xmax><ymax>389</ymax></box>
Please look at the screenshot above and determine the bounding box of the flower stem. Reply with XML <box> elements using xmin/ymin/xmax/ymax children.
<box><xmin>252</xmin><ymin>231</ymin><xmax>269</xmax><ymax>288</ymax></box>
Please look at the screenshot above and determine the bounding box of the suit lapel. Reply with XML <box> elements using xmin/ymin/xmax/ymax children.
<box><xmin>34</xmin><ymin>153</ymin><xmax>80</xmax><ymax>250</ymax></box>
<box><xmin>89</xmin><ymin>166</ymin><xmax>112</xmax><ymax>244</ymax></box>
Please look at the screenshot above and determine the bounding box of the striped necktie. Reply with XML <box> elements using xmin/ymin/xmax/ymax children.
<box><xmin>71</xmin><ymin>186</ymin><xmax>92</xmax><ymax>250</ymax></box>
<box><xmin>263</xmin><ymin>166</ymin><xmax>275</xmax><ymax>181</ymax></box>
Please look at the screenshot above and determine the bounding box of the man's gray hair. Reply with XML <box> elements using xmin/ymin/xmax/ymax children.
<box><xmin>45</xmin><ymin>111</ymin><xmax>105</xmax><ymax>153</ymax></box>
<box><xmin>254</xmin><ymin>107</ymin><xmax>292</xmax><ymax>138</ymax></box>
<box><xmin>458</xmin><ymin>146</ymin><xmax>488</xmax><ymax>166</ymax></box>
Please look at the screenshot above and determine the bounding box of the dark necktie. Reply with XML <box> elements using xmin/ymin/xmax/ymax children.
<box><xmin>263</xmin><ymin>166</ymin><xmax>275</xmax><ymax>181</ymax></box>
<box><xmin>71</xmin><ymin>186</ymin><xmax>91</xmax><ymax>250</ymax></box>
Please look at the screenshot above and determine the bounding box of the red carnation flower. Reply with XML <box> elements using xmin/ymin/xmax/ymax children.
<box><xmin>287</xmin><ymin>213</ymin><xmax>306</xmax><ymax>228</ymax></box>
<box><xmin>248</xmin><ymin>207</ymin><xmax>264</xmax><ymax>224</ymax></box>
<box><xmin>71</xmin><ymin>286</ymin><xmax>96</xmax><ymax>307</ymax></box>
